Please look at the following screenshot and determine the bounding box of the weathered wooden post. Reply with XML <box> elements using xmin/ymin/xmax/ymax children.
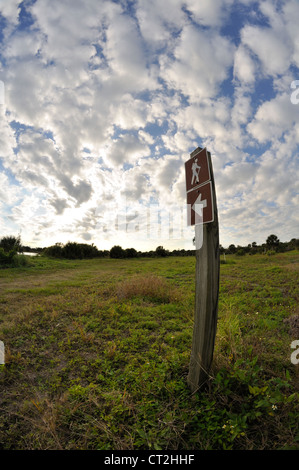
<box><xmin>185</xmin><ymin>147</ymin><xmax>219</xmax><ymax>393</ymax></box>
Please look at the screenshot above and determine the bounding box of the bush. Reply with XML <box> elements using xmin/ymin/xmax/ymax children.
<box><xmin>43</xmin><ymin>242</ymin><xmax>101</xmax><ymax>259</ymax></box>
<box><xmin>125</xmin><ymin>248</ymin><xmax>138</xmax><ymax>258</ymax></box>
<box><xmin>43</xmin><ymin>244</ymin><xmax>64</xmax><ymax>258</ymax></box>
<box><xmin>110</xmin><ymin>245</ymin><xmax>125</xmax><ymax>259</ymax></box>
<box><xmin>63</xmin><ymin>242</ymin><xmax>84</xmax><ymax>259</ymax></box>
<box><xmin>11</xmin><ymin>254</ymin><xmax>30</xmax><ymax>267</ymax></box>
<box><xmin>156</xmin><ymin>246</ymin><xmax>168</xmax><ymax>257</ymax></box>
<box><xmin>0</xmin><ymin>247</ymin><xmax>16</xmax><ymax>265</ymax></box>
<box><xmin>0</xmin><ymin>248</ymin><xmax>29</xmax><ymax>268</ymax></box>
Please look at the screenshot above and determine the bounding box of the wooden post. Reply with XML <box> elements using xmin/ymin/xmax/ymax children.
<box><xmin>187</xmin><ymin>151</ymin><xmax>219</xmax><ymax>393</ymax></box>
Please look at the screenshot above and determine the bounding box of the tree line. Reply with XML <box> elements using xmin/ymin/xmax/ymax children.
<box><xmin>0</xmin><ymin>234</ymin><xmax>298</xmax><ymax>264</ymax></box>
<box><xmin>221</xmin><ymin>234</ymin><xmax>299</xmax><ymax>256</ymax></box>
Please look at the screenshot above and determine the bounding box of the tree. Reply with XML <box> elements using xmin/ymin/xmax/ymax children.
<box><xmin>43</xmin><ymin>243</ymin><xmax>63</xmax><ymax>258</ymax></box>
<box><xmin>289</xmin><ymin>238</ymin><xmax>299</xmax><ymax>251</ymax></box>
<box><xmin>125</xmin><ymin>248</ymin><xmax>138</xmax><ymax>258</ymax></box>
<box><xmin>63</xmin><ymin>242</ymin><xmax>84</xmax><ymax>259</ymax></box>
<box><xmin>266</xmin><ymin>234</ymin><xmax>280</xmax><ymax>251</ymax></box>
<box><xmin>110</xmin><ymin>245</ymin><xmax>125</xmax><ymax>259</ymax></box>
<box><xmin>43</xmin><ymin>242</ymin><xmax>100</xmax><ymax>259</ymax></box>
<box><xmin>0</xmin><ymin>235</ymin><xmax>22</xmax><ymax>253</ymax></box>
<box><xmin>228</xmin><ymin>244</ymin><xmax>236</xmax><ymax>254</ymax></box>
<box><xmin>155</xmin><ymin>246</ymin><xmax>167</xmax><ymax>257</ymax></box>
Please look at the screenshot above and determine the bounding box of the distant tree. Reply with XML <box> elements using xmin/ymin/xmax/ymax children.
<box><xmin>289</xmin><ymin>238</ymin><xmax>299</xmax><ymax>251</ymax></box>
<box><xmin>43</xmin><ymin>243</ymin><xmax>63</xmax><ymax>258</ymax></box>
<box><xmin>43</xmin><ymin>242</ymin><xmax>100</xmax><ymax>259</ymax></box>
<box><xmin>125</xmin><ymin>248</ymin><xmax>138</xmax><ymax>258</ymax></box>
<box><xmin>0</xmin><ymin>235</ymin><xmax>22</xmax><ymax>253</ymax></box>
<box><xmin>63</xmin><ymin>242</ymin><xmax>84</xmax><ymax>259</ymax></box>
<box><xmin>155</xmin><ymin>246</ymin><xmax>167</xmax><ymax>257</ymax></box>
<box><xmin>266</xmin><ymin>234</ymin><xmax>280</xmax><ymax>251</ymax></box>
<box><xmin>110</xmin><ymin>245</ymin><xmax>125</xmax><ymax>259</ymax></box>
<box><xmin>228</xmin><ymin>244</ymin><xmax>236</xmax><ymax>254</ymax></box>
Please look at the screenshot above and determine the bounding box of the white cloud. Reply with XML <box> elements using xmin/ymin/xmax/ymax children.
<box><xmin>247</xmin><ymin>92</ymin><xmax>299</xmax><ymax>143</ymax></box>
<box><xmin>185</xmin><ymin>0</ymin><xmax>234</xmax><ymax>27</ymax></box>
<box><xmin>136</xmin><ymin>0</ymin><xmax>185</xmax><ymax>44</ymax></box>
<box><xmin>0</xmin><ymin>171</ymin><xmax>21</xmax><ymax>209</ymax></box>
<box><xmin>231</xmin><ymin>88</ymin><xmax>252</xmax><ymax>126</ymax></box>
<box><xmin>283</xmin><ymin>0</ymin><xmax>299</xmax><ymax>67</ymax></box>
<box><xmin>0</xmin><ymin>0</ymin><xmax>20</xmax><ymax>27</ymax></box>
<box><xmin>152</xmin><ymin>155</ymin><xmax>183</xmax><ymax>190</ymax></box>
<box><xmin>241</xmin><ymin>24</ymin><xmax>291</xmax><ymax>77</ymax></box>
<box><xmin>104</xmin><ymin>133</ymin><xmax>151</xmax><ymax>167</ymax></box>
<box><xmin>0</xmin><ymin>0</ymin><xmax>298</xmax><ymax>249</ymax></box>
<box><xmin>160</xmin><ymin>24</ymin><xmax>235</xmax><ymax>101</ymax></box>
<box><xmin>240</xmin><ymin>0</ymin><xmax>299</xmax><ymax>77</ymax></box>
<box><xmin>111</xmin><ymin>95</ymin><xmax>150</xmax><ymax>130</ymax></box>
<box><xmin>233</xmin><ymin>45</ymin><xmax>256</xmax><ymax>84</ymax></box>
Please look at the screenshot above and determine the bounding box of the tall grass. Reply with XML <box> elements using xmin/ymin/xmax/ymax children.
<box><xmin>116</xmin><ymin>274</ymin><xmax>180</xmax><ymax>303</ymax></box>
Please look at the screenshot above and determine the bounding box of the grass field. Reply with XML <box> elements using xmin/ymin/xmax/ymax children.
<box><xmin>0</xmin><ymin>251</ymin><xmax>298</xmax><ymax>450</ymax></box>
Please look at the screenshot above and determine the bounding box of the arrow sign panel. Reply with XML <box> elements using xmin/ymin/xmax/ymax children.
<box><xmin>187</xmin><ymin>181</ymin><xmax>214</xmax><ymax>226</ymax></box>
<box><xmin>192</xmin><ymin>192</ymin><xmax>207</xmax><ymax>217</ymax></box>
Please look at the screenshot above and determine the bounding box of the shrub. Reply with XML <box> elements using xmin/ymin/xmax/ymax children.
<box><xmin>11</xmin><ymin>254</ymin><xmax>29</xmax><ymax>267</ymax></box>
<box><xmin>43</xmin><ymin>244</ymin><xmax>63</xmax><ymax>258</ymax></box>
<box><xmin>125</xmin><ymin>248</ymin><xmax>138</xmax><ymax>258</ymax></box>
<box><xmin>0</xmin><ymin>248</ymin><xmax>29</xmax><ymax>268</ymax></box>
<box><xmin>62</xmin><ymin>242</ymin><xmax>84</xmax><ymax>259</ymax></box>
<box><xmin>110</xmin><ymin>245</ymin><xmax>125</xmax><ymax>259</ymax></box>
<box><xmin>156</xmin><ymin>246</ymin><xmax>168</xmax><ymax>257</ymax></box>
<box><xmin>0</xmin><ymin>247</ymin><xmax>16</xmax><ymax>264</ymax></box>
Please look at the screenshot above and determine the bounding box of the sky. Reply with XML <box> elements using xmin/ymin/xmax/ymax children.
<box><xmin>0</xmin><ymin>0</ymin><xmax>298</xmax><ymax>252</ymax></box>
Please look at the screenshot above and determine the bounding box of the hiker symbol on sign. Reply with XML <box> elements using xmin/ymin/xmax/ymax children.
<box><xmin>191</xmin><ymin>158</ymin><xmax>201</xmax><ymax>185</ymax></box>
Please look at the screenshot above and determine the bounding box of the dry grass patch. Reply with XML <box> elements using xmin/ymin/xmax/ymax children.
<box><xmin>116</xmin><ymin>274</ymin><xmax>180</xmax><ymax>304</ymax></box>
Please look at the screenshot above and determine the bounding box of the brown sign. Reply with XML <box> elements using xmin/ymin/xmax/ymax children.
<box><xmin>187</xmin><ymin>181</ymin><xmax>214</xmax><ymax>226</ymax></box>
<box><xmin>185</xmin><ymin>147</ymin><xmax>210</xmax><ymax>193</ymax></box>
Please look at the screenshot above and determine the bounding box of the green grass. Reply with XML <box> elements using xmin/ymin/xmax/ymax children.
<box><xmin>0</xmin><ymin>251</ymin><xmax>298</xmax><ymax>450</ymax></box>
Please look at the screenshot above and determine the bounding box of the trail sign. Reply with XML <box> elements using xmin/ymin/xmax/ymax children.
<box><xmin>187</xmin><ymin>181</ymin><xmax>214</xmax><ymax>226</ymax></box>
<box><xmin>185</xmin><ymin>147</ymin><xmax>220</xmax><ymax>393</ymax></box>
<box><xmin>185</xmin><ymin>147</ymin><xmax>213</xmax><ymax>226</ymax></box>
<box><xmin>185</xmin><ymin>147</ymin><xmax>211</xmax><ymax>193</ymax></box>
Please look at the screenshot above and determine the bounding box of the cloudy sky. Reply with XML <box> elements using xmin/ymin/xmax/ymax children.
<box><xmin>0</xmin><ymin>0</ymin><xmax>298</xmax><ymax>251</ymax></box>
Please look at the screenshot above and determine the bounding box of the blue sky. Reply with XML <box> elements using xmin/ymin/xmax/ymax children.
<box><xmin>0</xmin><ymin>0</ymin><xmax>298</xmax><ymax>251</ymax></box>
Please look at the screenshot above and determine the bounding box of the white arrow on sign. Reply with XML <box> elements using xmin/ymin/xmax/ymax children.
<box><xmin>192</xmin><ymin>192</ymin><xmax>207</xmax><ymax>217</ymax></box>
